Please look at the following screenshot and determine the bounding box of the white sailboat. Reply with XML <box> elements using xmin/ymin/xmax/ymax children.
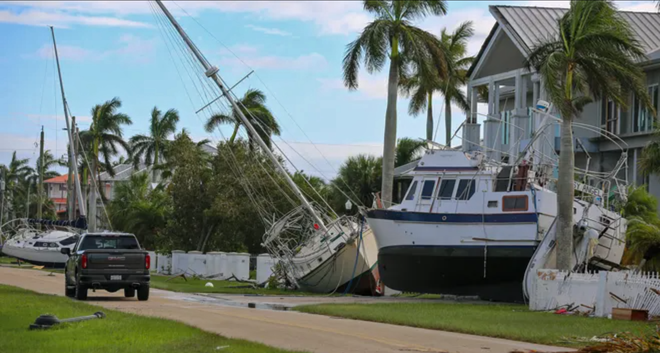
<box><xmin>364</xmin><ymin>102</ymin><xmax>628</xmax><ymax>301</ymax></box>
<box><xmin>1</xmin><ymin>27</ymin><xmax>88</xmax><ymax>268</ymax></box>
<box><xmin>152</xmin><ymin>1</ymin><xmax>381</xmax><ymax>295</ymax></box>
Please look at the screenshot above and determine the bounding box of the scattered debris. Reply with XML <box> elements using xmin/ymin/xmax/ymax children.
<box><xmin>215</xmin><ymin>346</ymin><xmax>229</xmax><ymax>350</ymax></box>
<box><xmin>612</xmin><ymin>308</ymin><xmax>648</xmax><ymax>321</ymax></box>
<box><xmin>166</xmin><ymin>273</ymin><xmax>188</xmax><ymax>282</ymax></box>
<box><xmin>205</xmin><ymin>282</ymin><xmax>214</xmax><ymax>288</ymax></box>
<box><xmin>32</xmin><ymin>265</ymin><xmax>44</xmax><ymax>270</ymax></box>
<box><xmin>29</xmin><ymin>311</ymin><xmax>106</xmax><ymax>330</ymax></box>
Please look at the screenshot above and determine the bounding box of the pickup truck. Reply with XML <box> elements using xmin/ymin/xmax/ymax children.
<box><xmin>61</xmin><ymin>232</ymin><xmax>150</xmax><ymax>301</ymax></box>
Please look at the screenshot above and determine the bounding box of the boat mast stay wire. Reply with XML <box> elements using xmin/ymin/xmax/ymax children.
<box><xmin>169</xmin><ymin>1</ymin><xmax>365</xmax><ymax>208</ymax></box>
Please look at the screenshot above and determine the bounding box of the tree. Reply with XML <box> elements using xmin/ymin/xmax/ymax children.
<box><xmin>343</xmin><ymin>0</ymin><xmax>448</xmax><ymax>207</ymax></box>
<box><xmin>401</xmin><ymin>21</ymin><xmax>474</xmax><ymax>145</ymax></box>
<box><xmin>130</xmin><ymin>106</ymin><xmax>179</xmax><ymax>181</ymax></box>
<box><xmin>395</xmin><ymin>137</ymin><xmax>426</xmax><ymax>167</ymax></box>
<box><xmin>524</xmin><ymin>0</ymin><xmax>651</xmax><ymax>270</ymax></box>
<box><xmin>204</xmin><ymin>89</ymin><xmax>280</xmax><ymax>149</ymax></box>
<box><xmin>330</xmin><ymin>154</ymin><xmax>382</xmax><ymax>210</ymax></box>
<box><xmin>108</xmin><ymin>172</ymin><xmax>170</xmax><ymax>250</ymax></box>
<box><xmin>0</xmin><ymin>152</ymin><xmax>33</xmax><ymax>220</ymax></box>
<box><xmin>79</xmin><ymin>97</ymin><xmax>132</xmax><ymax>230</ymax></box>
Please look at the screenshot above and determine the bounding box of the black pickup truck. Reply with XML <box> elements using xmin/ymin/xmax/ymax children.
<box><xmin>61</xmin><ymin>232</ymin><xmax>150</xmax><ymax>301</ymax></box>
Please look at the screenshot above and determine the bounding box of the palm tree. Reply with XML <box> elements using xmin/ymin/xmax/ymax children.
<box><xmin>205</xmin><ymin>89</ymin><xmax>280</xmax><ymax>149</ymax></box>
<box><xmin>343</xmin><ymin>0</ymin><xmax>448</xmax><ymax>207</ymax></box>
<box><xmin>401</xmin><ymin>22</ymin><xmax>474</xmax><ymax>146</ymax></box>
<box><xmin>525</xmin><ymin>0</ymin><xmax>652</xmax><ymax>270</ymax></box>
<box><xmin>0</xmin><ymin>152</ymin><xmax>33</xmax><ymax>220</ymax></box>
<box><xmin>331</xmin><ymin>154</ymin><xmax>382</xmax><ymax>209</ymax></box>
<box><xmin>395</xmin><ymin>137</ymin><xmax>426</xmax><ymax>167</ymax></box>
<box><xmin>79</xmin><ymin>97</ymin><xmax>132</xmax><ymax>230</ymax></box>
<box><xmin>130</xmin><ymin>106</ymin><xmax>179</xmax><ymax>181</ymax></box>
<box><xmin>27</xmin><ymin>150</ymin><xmax>63</xmax><ymax>184</ymax></box>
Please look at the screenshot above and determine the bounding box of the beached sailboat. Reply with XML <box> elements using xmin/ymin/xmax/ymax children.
<box><xmin>152</xmin><ymin>1</ymin><xmax>381</xmax><ymax>295</ymax></box>
<box><xmin>364</xmin><ymin>102</ymin><xmax>628</xmax><ymax>301</ymax></box>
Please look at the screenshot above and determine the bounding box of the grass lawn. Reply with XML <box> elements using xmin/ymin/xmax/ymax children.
<box><xmin>150</xmin><ymin>275</ymin><xmax>324</xmax><ymax>296</ymax></box>
<box><xmin>0</xmin><ymin>284</ymin><xmax>302</xmax><ymax>353</ymax></box>
<box><xmin>295</xmin><ymin>302</ymin><xmax>655</xmax><ymax>347</ymax></box>
<box><xmin>0</xmin><ymin>256</ymin><xmax>18</xmax><ymax>265</ymax></box>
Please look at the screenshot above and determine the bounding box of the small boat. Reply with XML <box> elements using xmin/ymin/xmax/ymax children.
<box><xmin>1</xmin><ymin>218</ymin><xmax>85</xmax><ymax>268</ymax></box>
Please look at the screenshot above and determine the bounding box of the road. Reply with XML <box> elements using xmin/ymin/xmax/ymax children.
<box><xmin>0</xmin><ymin>267</ymin><xmax>569</xmax><ymax>353</ymax></box>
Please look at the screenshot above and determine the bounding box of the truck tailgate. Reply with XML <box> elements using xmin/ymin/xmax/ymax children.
<box><xmin>84</xmin><ymin>249</ymin><xmax>147</xmax><ymax>270</ymax></box>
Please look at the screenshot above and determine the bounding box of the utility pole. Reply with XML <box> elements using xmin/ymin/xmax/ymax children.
<box><xmin>67</xmin><ymin>116</ymin><xmax>75</xmax><ymax>220</ymax></box>
<box><xmin>37</xmin><ymin>126</ymin><xmax>44</xmax><ymax>220</ymax></box>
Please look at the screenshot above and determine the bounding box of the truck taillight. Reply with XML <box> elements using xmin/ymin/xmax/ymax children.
<box><xmin>145</xmin><ymin>253</ymin><xmax>150</xmax><ymax>270</ymax></box>
<box><xmin>81</xmin><ymin>254</ymin><xmax>88</xmax><ymax>269</ymax></box>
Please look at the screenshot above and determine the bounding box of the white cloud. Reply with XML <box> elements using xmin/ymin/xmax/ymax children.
<box><xmin>245</xmin><ymin>24</ymin><xmax>291</xmax><ymax>37</ymax></box>
<box><xmin>319</xmin><ymin>73</ymin><xmax>388</xmax><ymax>100</ymax></box>
<box><xmin>220</xmin><ymin>52</ymin><xmax>327</xmax><ymax>71</ymax></box>
<box><xmin>0</xmin><ymin>9</ymin><xmax>150</xmax><ymax>28</ymax></box>
<box><xmin>30</xmin><ymin>34</ymin><xmax>157</xmax><ymax>63</ymax></box>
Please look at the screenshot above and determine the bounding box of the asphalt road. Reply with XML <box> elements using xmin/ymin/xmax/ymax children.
<box><xmin>0</xmin><ymin>267</ymin><xmax>570</xmax><ymax>353</ymax></box>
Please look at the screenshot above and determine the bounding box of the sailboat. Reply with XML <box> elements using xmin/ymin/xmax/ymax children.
<box><xmin>152</xmin><ymin>1</ymin><xmax>381</xmax><ymax>295</ymax></box>
<box><xmin>1</xmin><ymin>27</ymin><xmax>88</xmax><ymax>268</ymax></box>
<box><xmin>364</xmin><ymin>103</ymin><xmax>628</xmax><ymax>301</ymax></box>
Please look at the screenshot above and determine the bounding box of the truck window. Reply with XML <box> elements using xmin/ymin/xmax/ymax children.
<box><xmin>79</xmin><ymin>236</ymin><xmax>139</xmax><ymax>251</ymax></box>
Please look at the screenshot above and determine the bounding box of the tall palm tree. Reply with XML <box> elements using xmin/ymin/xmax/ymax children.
<box><xmin>0</xmin><ymin>152</ymin><xmax>33</xmax><ymax>221</ymax></box>
<box><xmin>28</xmin><ymin>150</ymin><xmax>63</xmax><ymax>184</ymax></box>
<box><xmin>204</xmin><ymin>89</ymin><xmax>280</xmax><ymax>149</ymax></box>
<box><xmin>130</xmin><ymin>106</ymin><xmax>179</xmax><ymax>181</ymax></box>
<box><xmin>525</xmin><ymin>0</ymin><xmax>652</xmax><ymax>270</ymax></box>
<box><xmin>395</xmin><ymin>137</ymin><xmax>426</xmax><ymax>167</ymax></box>
<box><xmin>343</xmin><ymin>0</ymin><xmax>448</xmax><ymax>207</ymax></box>
<box><xmin>79</xmin><ymin>97</ymin><xmax>132</xmax><ymax>230</ymax></box>
<box><xmin>401</xmin><ymin>21</ymin><xmax>474</xmax><ymax>146</ymax></box>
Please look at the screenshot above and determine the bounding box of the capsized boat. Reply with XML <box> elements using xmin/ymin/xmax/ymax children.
<box><xmin>1</xmin><ymin>218</ymin><xmax>86</xmax><ymax>268</ymax></box>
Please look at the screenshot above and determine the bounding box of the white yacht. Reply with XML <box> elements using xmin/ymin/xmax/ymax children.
<box><xmin>365</xmin><ymin>144</ymin><xmax>627</xmax><ymax>301</ymax></box>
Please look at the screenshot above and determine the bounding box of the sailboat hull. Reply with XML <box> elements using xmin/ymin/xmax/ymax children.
<box><xmin>297</xmin><ymin>228</ymin><xmax>381</xmax><ymax>295</ymax></box>
<box><xmin>1</xmin><ymin>244</ymin><xmax>68</xmax><ymax>267</ymax></box>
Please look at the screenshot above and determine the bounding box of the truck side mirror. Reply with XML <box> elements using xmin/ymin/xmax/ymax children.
<box><xmin>60</xmin><ymin>248</ymin><xmax>71</xmax><ymax>256</ymax></box>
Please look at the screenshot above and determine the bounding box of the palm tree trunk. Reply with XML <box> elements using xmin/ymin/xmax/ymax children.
<box><xmin>229</xmin><ymin>122</ymin><xmax>240</xmax><ymax>143</ymax></box>
<box><xmin>426</xmin><ymin>93</ymin><xmax>433</xmax><ymax>142</ymax></box>
<box><xmin>153</xmin><ymin>144</ymin><xmax>159</xmax><ymax>183</ymax></box>
<box><xmin>381</xmin><ymin>38</ymin><xmax>400</xmax><ymax>208</ymax></box>
<box><xmin>445</xmin><ymin>97</ymin><xmax>452</xmax><ymax>147</ymax></box>
<box><xmin>88</xmin><ymin>149</ymin><xmax>98</xmax><ymax>232</ymax></box>
<box><xmin>556</xmin><ymin>114</ymin><xmax>575</xmax><ymax>271</ymax></box>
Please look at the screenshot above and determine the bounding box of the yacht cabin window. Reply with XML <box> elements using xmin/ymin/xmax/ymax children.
<box><xmin>405</xmin><ymin>181</ymin><xmax>418</xmax><ymax>201</ymax></box>
<box><xmin>456</xmin><ymin>180</ymin><xmax>476</xmax><ymax>200</ymax></box>
<box><xmin>502</xmin><ymin>195</ymin><xmax>528</xmax><ymax>212</ymax></box>
<box><xmin>437</xmin><ymin>179</ymin><xmax>456</xmax><ymax>200</ymax></box>
<box><xmin>420</xmin><ymin>180</ymin><xmax>436</xmax><ymax>200</ymax></box>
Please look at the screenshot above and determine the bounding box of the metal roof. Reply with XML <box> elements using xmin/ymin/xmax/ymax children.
<box><xmin>470</xmin><ymin>5</ymin><xmax>660</xmax><ymax>75</ymax></box>
<box><xmin>491</xmin><ymin>5</ymin><xmax>660</xmax><ymax>55</ymax></box>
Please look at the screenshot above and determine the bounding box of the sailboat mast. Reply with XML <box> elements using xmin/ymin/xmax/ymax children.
<box><xmin>50</xmin><ymin>26</ymin><xmax>86</xmax><ymax>218</ymax></box>
<box><xmin>154</xmin><ymin>0</ymin><xmax>327</xmax><ymax>232</ymax></box>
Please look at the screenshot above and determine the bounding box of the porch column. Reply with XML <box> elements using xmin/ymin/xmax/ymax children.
<box><xmin>463</xmin><ymin>85</ymin><xmax>481</xmax><ymax>152</ymax></box>
<box><xmin>484</xmin><ymin>79</ymin><xmax>502</xmax><ymax>162</ymax></box>
<box><xmin>510</xmin><ymin>71</ymin><xmax>529</xmax><ymax>164</ymax></box>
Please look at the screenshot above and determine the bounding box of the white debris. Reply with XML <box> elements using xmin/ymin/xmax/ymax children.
<box><xmin>205</xmin><ymin>282</ymin><xmax>214</xmax><ymax>288</ymax></box>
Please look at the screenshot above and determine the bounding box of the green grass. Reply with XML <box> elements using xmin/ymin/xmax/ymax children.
<box><xmin>150</xmin><ymin>275</ymin><xmax>324</xmax><ymax>296</ymax></box>
<box><xmin>0</xmin><ymin>284</ymin><xmax>303</xmax><ymax>353</ymax></box>
<box><xmin>0</xmin><ymin>256</ymin><xmax>19</xmax><ymax>265</ymax></box>
<box><xmin>295</xmin><ymin>302</ymin><xmax>655</xmax><ymax>347</ymax></box>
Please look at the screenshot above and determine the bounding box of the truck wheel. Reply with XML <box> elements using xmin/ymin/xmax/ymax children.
<box><xmin>124</xmin><ymin>288</ymin><xmax>135</xmax><ymax>298</ymax></box>
<box><xmin>65</xmin><ymin>283</ymin><xmax>75</xmax><ymax>297</ymax></box>
<box><xmin>74</xmin><ymin>275</ymin><xmax>87</xmax><ymax>300</ymax></box>
<box><xmin>137</xmin><ymin>285</ymin><xmax>149</xmax><ymax>301</ymax></box>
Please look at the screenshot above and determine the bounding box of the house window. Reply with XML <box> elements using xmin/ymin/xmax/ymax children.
<box><xmin>420</xmin><ymin>180</ymin><xmax>436</xmax><ymax>200</ymax></box>
<box><xmin>501</xmin><ymin>110</ymin><xmax>510</xmax><ymax>145</ymax></box>
<box><xmin>59</xmin><ymin>184</ymin><xmax>67</xmax><ymax>191</ymax></box>
<box><xmin>602</xmin><ymin>99</ymin><xmax>619</xmax><ymax>135</ymax></box>
<box><xmin>456</xmin><ymin>180</ymin><xmax>476</xmax><ymax>200</ymax></box>
<box><xmin>502</xmin><ymin>195</ymin><xmax>528</xmax><ymax>212</ymax></box>
<box><xmin>633</xmin><ymin>85</ymin><xmax>658</xmax><ymax>133</ymax></box>
<box><xmin>437</xmin><ymin>179</ymin><xmax>456</xmax><ymax>200</ymax></box>
<box><xmin>405</xmin><ymin>181</ymin><xmax>418</xmax><ymax>201</ymax></box>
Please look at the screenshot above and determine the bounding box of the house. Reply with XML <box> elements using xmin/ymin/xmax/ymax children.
<box><xmin>464</xmin><ymin>5</ymin><xmax>660</xmax><ymax>212</ymax></box>
<box><xmin>43</xmin><ymin>175</ymin><xmax>69</xmax><ymax>215</ymax></box>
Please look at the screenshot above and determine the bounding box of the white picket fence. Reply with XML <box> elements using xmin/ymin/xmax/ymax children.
<box><xmin>531</xmin><ymin>269</ymin><xmax>660</xmax><ymax>317</ymax></box>
<box><xmin>148</xmin><ymin>250</ymin><xmax>275</xmax><ymax>283</ymax></box>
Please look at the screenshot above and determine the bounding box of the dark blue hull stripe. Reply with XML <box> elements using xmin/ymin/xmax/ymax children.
<box><xmin>413</xmin><ymin>166</ymin><xmax>479</xmax><ymax>172</ymax></box>
<box><xmin>366</xmin><ymin>209</ymin><xmax>538</xmax><ymax>223</ymax></box>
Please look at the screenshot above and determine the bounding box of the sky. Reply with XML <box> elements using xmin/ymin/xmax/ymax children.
<box><xmin>0</xmin><ymin>0</ymin><xmax>656</xmax><ymax>180</ymax></box>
